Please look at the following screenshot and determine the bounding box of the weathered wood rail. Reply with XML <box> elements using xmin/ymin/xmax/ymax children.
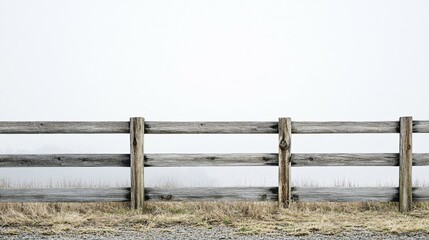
<box><xmin>1</xmin><ymin>117</ymin><xmax>429</xmax><ymax>212</ymax></box>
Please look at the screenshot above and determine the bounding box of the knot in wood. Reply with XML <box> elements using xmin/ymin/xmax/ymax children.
<box><xmin>279</xmin><ymin>140</ymin><xmax>288</xmax><ymax>149</ymax></box>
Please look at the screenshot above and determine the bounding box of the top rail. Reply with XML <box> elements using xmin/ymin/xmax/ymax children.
<box><xmin>145</xmin><ymin>121</ymin><xmax>278</xmax><ymax>134</ymax></box>
<box><xmin>292</xmin><ymin>121</ymin><xmax>399</xmax><ymax>134</ymax></box>
<box><xmin>0</xmin><ymin>121</ymin><xmax>429</xmax><ymax>134</ymax></box>
<box><xmin>0</xmin><ymin>122</ymin><xmax>130</xmax><ymax>134</ymax></box>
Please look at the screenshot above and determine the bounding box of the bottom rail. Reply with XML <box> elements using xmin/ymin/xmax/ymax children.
<box><xmin>0</xmin><ymin>188</ymin><xmax>130</xmax><ymax>202</ymax></box>
<box><xmin>293</xmin><ymin>187</ymin><xmax>398</xmax><ymax>202</ymax></box>
<box><xmin>145</xmin><ymin>187</ymin><xmax>278</xmax><ymax>201</ymax></box>
<box><xmin>1</xmin><ymin>187</ymin><xmax>429</xmax><ymax>203</ymax></box>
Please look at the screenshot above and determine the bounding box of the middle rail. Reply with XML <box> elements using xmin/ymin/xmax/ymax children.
<box><xmin>2</xmin><ymin>153</ymin><xmax>429</xmax><ymax>167</ymax></box>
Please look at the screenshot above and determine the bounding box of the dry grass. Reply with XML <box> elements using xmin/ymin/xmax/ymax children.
<box><xmin>1</xmin><ymin>201</ymin><xmax>429</xmax><ymax>236</ymax></box>
<box><xmin>1</xmin><ymin>179</ymin><xmax>429</xmax><ymax>236</ymax></box>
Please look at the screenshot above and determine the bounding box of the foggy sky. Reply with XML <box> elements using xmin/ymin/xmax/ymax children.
<box><xmin>1</xmin><ymin>0</ymin><xmax>429</xmax><ymax>187</ymax></box>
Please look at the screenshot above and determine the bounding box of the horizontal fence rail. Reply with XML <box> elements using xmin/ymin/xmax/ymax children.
<box><xmin>1</xmin><ymin>117</ymin><xmax>429</xmax><ymax>213</ymax></box>
<box><xmin>0</xmin><ymin>122</ymin><xmax>130</xmax><ymax>134</ymax></box>
<box><xmin>2</xmin><ymin>153</ymin><xmax>429</xmax><ymax>167</ymax></box>
<box><xmin>2</xmin><ymin>121</ymin><xmax>429</xmax><ymax>134</ymax></box>
<box><xmin>0</xmin><ymin>188</ymin><xmax>130</xmax><ymax>202</ymax></box>
<box><xmin>293</xmin><ymin>187</ymin><xmax>399</xmax><ymax>202</ymax></box>
<box><xmin>145</xmin><ymin>153</ymin><xmax>278</xmax><ymax>167</ymax></box>
<box><xmin>0</xmin><ymin>154</ymin><xmax>130</xmax><ymax>167</ymax></box>
<box><xmin>1</xmin><ymin>187</ymin><xmax>429</xmax><ymax>203</ymax></box>
<box><xmin>145</xmin><ymin>121</ymin><xmax>279</xmax><ymax>134</ymax></box>
<box><xmin>145</xmin><ymin>187</ymin><xmax>278</xmax><ymax>201</ymax></box>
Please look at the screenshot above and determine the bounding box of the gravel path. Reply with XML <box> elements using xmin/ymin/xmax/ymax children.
<box><xmin>1</xmin><ymin>226</ymin><xmax>429</xmax><ymax>240</ymax></box>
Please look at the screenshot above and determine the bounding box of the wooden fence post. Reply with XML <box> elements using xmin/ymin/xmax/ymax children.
<box><xmin>279</xmin><ymin>117</ymin><xmax>292</xmax><ymax>208</ymax></box>
<box><xmin>399</xmin><ymin>116</ymin><xmax>413</xmax><ymax>212</ymax></box>
<box><xmin>130</xmin><ymin>117</ymin><xmax>144</xmax><ymax>211</ymax></box>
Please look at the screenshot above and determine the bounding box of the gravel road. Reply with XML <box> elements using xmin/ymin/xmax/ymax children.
<box><xmin>1</xmin><ymin>226</ymin><xmax>428</xmax><ymax>240</ymax></box>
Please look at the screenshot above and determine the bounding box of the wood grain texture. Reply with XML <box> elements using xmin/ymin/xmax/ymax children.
<box><xmin>413</xmin><ymin>121</ymin><xmax>429</xmax><ymax>133</ymax></box>
<box><xmin>1</xmin><ymin>187</ymin><xmax>427</xmax><ymax>203</ymax></box>
<box><xmin>2</xmin><ymin>153</ymin><xmax>425</xmax><ymax>168</ymax></box>
<box><xmin>144</xmin><ymin>121</ymin><xmax>403</xmax><ymax>134</ymax></box>
<box><xmin>278</xmin><ymin>118</ymin><xmax>292</xmax><ymax>208</ymax></box>
<box><xmin>413</xmin><ymin>153</ymin><xmax>429</xmax><ymax>166</ymax></box>
<box><xmin>130</xmin><ymin>117</ymin><xmax>144</xmax><ymax>210</ymax></box>
<box><xmin>144</xmin><ymin>121</ymin><xmax>278</xmax><ymax>134</ymax></box>
<box><xmin>0</xmin><ymin>188</ymin><xmax>130</xmax><ymax>202</ymax></box>
<box><xmin>292</xmin><ymin>187</ymin><xmax>398</xmax><ymax>202</ymax></box>
<box><xmin>399</xmin><ymin>117</ymin><xmax>413</xmax><ymax>212</ymax></box>
<box><xmin>0</xmin><ymin>120</ymin><xmax>427</xmax><ymax>134</ymax></box>
<box><xmin>144</xmin><ymin>153</ymin><xmax>278</xmax><ymax>167</ymax></box>
<box><xmin>145</xmin><ymin>187</ymin><xmax>277</xmax><ymax>201</ymax></box>
<box><xmin>0</xmin><ymin>154</ymin><xmax>130</xmax><ymax>167</ymax></box>
<box><xmin>145</xmin><ymin>153</ymin><xmax>429</xmax><ymax>167</ymax></box>
<box><xmin>0</xmin><ymin>122</ymin><xmax>129</xmax><ymax>134</ymax></box>
<box><xmin>292</xmin><ymin>153</ymin><xmax>399</xmax><ymax>166</ymax></box>
<box><xmin>413</xmin><ymin>188</ymin><xmax>429</xmax><ymax>201</ymax></box>
<box><xmin>292</xmin><ymin>121</ymin><xmax>399</xmax><ymax>134</ymax></box>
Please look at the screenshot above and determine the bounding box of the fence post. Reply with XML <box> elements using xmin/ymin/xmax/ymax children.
<box><xmin>279</xmin><ymin>117</ymin><xmax>292</xmax><ymax>208</ymax></box>
<box><xmin>399</xmin><ymin>116</ymin><xmax>413</xmax><ymax>212</ymax></box>
<box><xmin>130</xmin><ymin>117</ymin><xmax>145</xmax><ymax>211</ymax></box>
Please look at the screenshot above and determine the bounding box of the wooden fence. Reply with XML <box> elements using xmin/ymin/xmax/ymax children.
<box><xmin>1</xmin><ymin>117</ymin><xmax>429</xmax><ymax>212</ymax></box>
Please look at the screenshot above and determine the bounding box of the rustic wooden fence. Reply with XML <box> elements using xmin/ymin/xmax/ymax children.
<box><xmin>1</xmin><ymin>117</ymin><xmax>429</xmax><ymax>212</ymax></box>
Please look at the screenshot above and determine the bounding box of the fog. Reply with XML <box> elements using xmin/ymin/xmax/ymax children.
<box><xmin>1</xmin><ymin>0</ymin><xmax>429</xmax><ymax>188</ymax></box>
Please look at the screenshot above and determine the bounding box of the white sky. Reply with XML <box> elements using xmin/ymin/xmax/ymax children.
<box><xmin>1</xmin><ymin>0</ymin><xmax>429</xmax><ymax>187</ymax></box>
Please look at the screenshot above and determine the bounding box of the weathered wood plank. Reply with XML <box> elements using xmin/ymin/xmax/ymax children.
<box><xmin>292</xmin><ymin>121</ymin><xmax>399</xmax><ymax>134</ymax></box>
<box><xmin>0</xmin><ymin>120</ymin><xmax>427</xmax><ymax>135</ymax></box>
<box><xmin>1</xmin><ymin>153</ymin><xmax>426</xmax><ymax>168</ymax></box>
<box><xmin>292</xmin><ymin>187</ymin><xmax>398</xmax><ymax>202</ymax></box>
<box><xmin>0</xmin><ymin>154</ymin><xmax>130</xmax><ymax>167</ymax></box>
<box><xmin>399</xmin><ymin>117</ymin><xmax>413</xmax><ymax>212</ymax></box>
<box><xmin>130</xmin><ymin>117</ymin><xmax>144</xmax><ymax>210</ymax></box>
<box><xmin>145</xmin><ymin>121</ymin><xmax>402</xmax><ymax>134</ymax></box>
<box><xmin>278</xmin><ymin>118</ymin><xmax>292</xmax><ymax>208</ymax></box>
<box><xmin>413</xmin><ymin>121</ymin><xmax>429</xmax><ymax>133</ymax></box>
<box><xmin>144</xmin><ymin>153</ymin><xmax>429</xmax><ymax>167</ymax></box>
<box><xmin>145</xmin><ymin>153</ymin><xmax>278</xmax><ymax>167</ymax></box>
<box><xmin>0</xmin><ymin>188</ymin><xmax>130</xmax><ymax>202</ymax></box>
<box><xmin>413</xmin><ymin>188</ymin><xmax>429</xmax><ymax>202</ymax></box>
<box><xmin>0</xmin><ymin>120</ymin><xmax>427</xmax><ymax>134</ymax></box>
<box><xmin>145</xmin><ymin>121</ymin><xmax>404</xmax><ymax>134</ymax></box>
<box><xmin>292</xmin><ymin>153</ymin><xmax>399</xmax><ymax>166</ymax></box>
<box><xmin>1</xmin><ymin>187</ymin><xmax>425</xmax><ymax>203</ymax></box>
<box><xmin>0</xmin><ymin>122</ymin><xmax>129</xmax><ymax>134</ymax></box>
<box><xmin>413</xmin><ymin>153</ymin><xmax>429</xmax><ymax>166</ymax></box>
<box><xmin>145</xmin><ymin>187</ymin><xmax>277</xmax><ymax>201</ymax></box>
<box><xmin>144</xmin><ymin>121</ymin><xmax>278</xmax><ymax>134</ymax></box>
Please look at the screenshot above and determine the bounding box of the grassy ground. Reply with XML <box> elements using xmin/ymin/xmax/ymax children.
<box><xmin>1</xmin><ymin>201</ymin><xmax>429</xmax><ymax>236</ymax></box>
<box><xmin>2</xmin><ymin>179</ymin><xmax>429</xmax><ymax>236</ymax></box>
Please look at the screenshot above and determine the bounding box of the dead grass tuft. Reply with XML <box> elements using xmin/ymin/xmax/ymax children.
<box><xmin>2</xmin><ymin>179</ymin><xmax>429</xmax><ymax>236</ymax></box>
<box><xmin>1</xmin><ymin>201</ymin><xmax>429</xmax><ymax>236</ymax></box>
